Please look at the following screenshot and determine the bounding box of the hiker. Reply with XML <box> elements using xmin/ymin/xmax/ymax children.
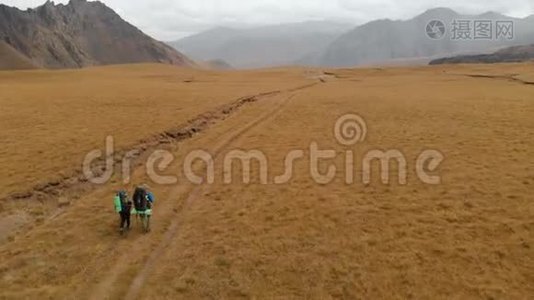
<box><xmin>114</xmin><ymin>190</ymin><xmax>132</xmax><ymax>233</ymax></box>
<box><xmin>132</xmin><ymin>185</ymin><xmax>154</xmax><ymax>232</ymax></box>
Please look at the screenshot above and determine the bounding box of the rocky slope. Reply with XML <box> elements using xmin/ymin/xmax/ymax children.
<box><xmin>0</xmin><ymin>41</ymin><xmax>37</xmax><ymax>70</ymax></box>
<box><xmin>0</xmin><ymin>0</ymin><xmax>194</xmax><ymax>69</ymax></box>
<box><xmin>429</xmin><ymin>44</ymin><xmax>534</xmax><ymax>65</ymax></box>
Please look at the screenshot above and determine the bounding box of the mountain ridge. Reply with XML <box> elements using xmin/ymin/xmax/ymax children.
<box><xmin>170</xmin><ymin>8</ymin><xmax>534</xmax><ymax>68</ymax></box>
<box><xmin>169</xmin><ymin>21</ymin><xmax>353</xmax><ymax>69</ymax></box>
<box><xmin>319</xmin><ymin>9</ymin><xmax>534</xmax><ymax>67</ymax></box>
<box><xmin>0</xmin><ymin>0</ymin><xmax>194</xmax><ymax>70</ymax></box>
<box><xmin>429</xmin><ymin>44</ymin><xmax>534</xmax><ymax>65</ymax></box>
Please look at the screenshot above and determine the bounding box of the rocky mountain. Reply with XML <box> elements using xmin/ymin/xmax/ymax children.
<box><xmin>429</xmin><ymin>44</ymin><xmax>534</xmax><ymax>65</ymax></box>
<box><xmin>320</xmin><ymin>8</ymin><xmax>534</xmax><ymax>67</ymax></box>
<box><xmin>0</xmin><ymin>0</ymin><xmax>194</xmax><ymax>70</ymax></box>
<box><xmin>169</xmin><ymin>21</ymin><xmax>352</xmax><ymax>69</ymax></box>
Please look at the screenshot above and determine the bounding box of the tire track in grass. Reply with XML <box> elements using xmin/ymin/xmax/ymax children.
<box><xmin>91</xmin><ymin>82</ymin><xmax>318</xmax><ymax>300</ymax></box>
<box><xmin>123</xmin><ymin>93</ymin><xmax>296</xmax><ymax>300</ymax></box>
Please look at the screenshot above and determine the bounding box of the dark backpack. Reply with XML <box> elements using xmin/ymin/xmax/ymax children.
<box><xmin>133</xmin><ymin>187</ymin><xmax>147</xmax><ymax>211</ymax></box>
<box><xmin>119</xmin><ymin>191</ymin><xmax>128</xmax><ymax>208</ymax></box>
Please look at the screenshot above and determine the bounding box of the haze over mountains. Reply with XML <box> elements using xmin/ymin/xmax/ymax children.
<box><xmin>171</xmin><ymin>8</ymin><xmax>534</xmax><ymax>68</ymax></box>
<box><xmin>0</xmin><ymin>0</ymin><xmax>193</xmax><ymax>70</ymax></box>
<box><xmin>169</xmin><ymin>21</ymin><xmax>353</xmax><ymax>69</ymax></box>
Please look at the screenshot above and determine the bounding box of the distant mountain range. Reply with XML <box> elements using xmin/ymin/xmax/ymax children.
<box><xmin>0</xmin><ymin>0</ymin><xmax>193</xmax><ymax>70</ymax></box>
<box><xmin>168</xmin><ymin>21</ymin><xmax>353</xmax><ymax>69</ymax></box>
<box><xmin>2</xmin><ymin>2</ymin><xmax>533</xmax><ymax>71</ymax></box>
<box><xmin>321</xmin><ymin>8</ymin><xmax>534</xmax><ymax>67</ymax></box>
<box><xmin>171</xmin><ymin>8</ymin><xmax>534</xmax><ymax>68</ymax></box>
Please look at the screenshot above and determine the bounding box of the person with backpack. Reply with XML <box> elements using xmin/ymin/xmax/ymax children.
<box><xmin>132</xmin><ymin>185</ymin><xmax>154</xmax><ymax>232</ymax></box>
<box><xmin>114</xmin><ymin>190</ymin><xmax>133</xmax><ymax>233</ymax></box>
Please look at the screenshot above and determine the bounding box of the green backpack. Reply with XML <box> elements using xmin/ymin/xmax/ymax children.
<box><xmin>114</xmin><ymin>190</ymin><xmax>128</xmax><ymax>213</ymax></box>
<box><xmin>114</xmin><ymin>195</ymin><xmax>122</xmax><ymax>213</ymax></box>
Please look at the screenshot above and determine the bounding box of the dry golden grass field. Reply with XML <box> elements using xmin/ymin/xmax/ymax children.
<box><xmin>0</xmin><ymin>62</ymin><xmax>533</xmax><ymax>299</ymax></box>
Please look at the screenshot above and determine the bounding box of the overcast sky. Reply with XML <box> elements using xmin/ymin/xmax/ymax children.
<box><xmin>2</xmin><ymin>0</ymin><xmax>533</xmax><ymax>40</ymax></box>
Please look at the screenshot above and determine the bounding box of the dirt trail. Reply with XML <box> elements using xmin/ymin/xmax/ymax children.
<box><xmin>1</xmin><ymin>93</ymin><xmax>270</xmax><ymax>205</ymax></box>
<box><xmin>90</xmin><ymin>83</ymin><xmax>317</xmax><ymax>299</ymax></box>
<box><xmin>3</xmin><ymin>83</ymin><xmax>317</xmax><ymax>205</ymax></box>
<box><xmin>0</xmin><ymin>81</ymin><xmax>319</xmax><ymax>247</ymax></box>
<box><xmin>124</xmin><ymin>94</ymin><xmax>296</xmax><ymax>300</ymax></box>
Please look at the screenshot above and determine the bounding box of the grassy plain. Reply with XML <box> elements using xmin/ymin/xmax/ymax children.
<box><xmin>0</xmin><ymin>63</ymin><xmax>533</xmax><ymax>299</ymax></box>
